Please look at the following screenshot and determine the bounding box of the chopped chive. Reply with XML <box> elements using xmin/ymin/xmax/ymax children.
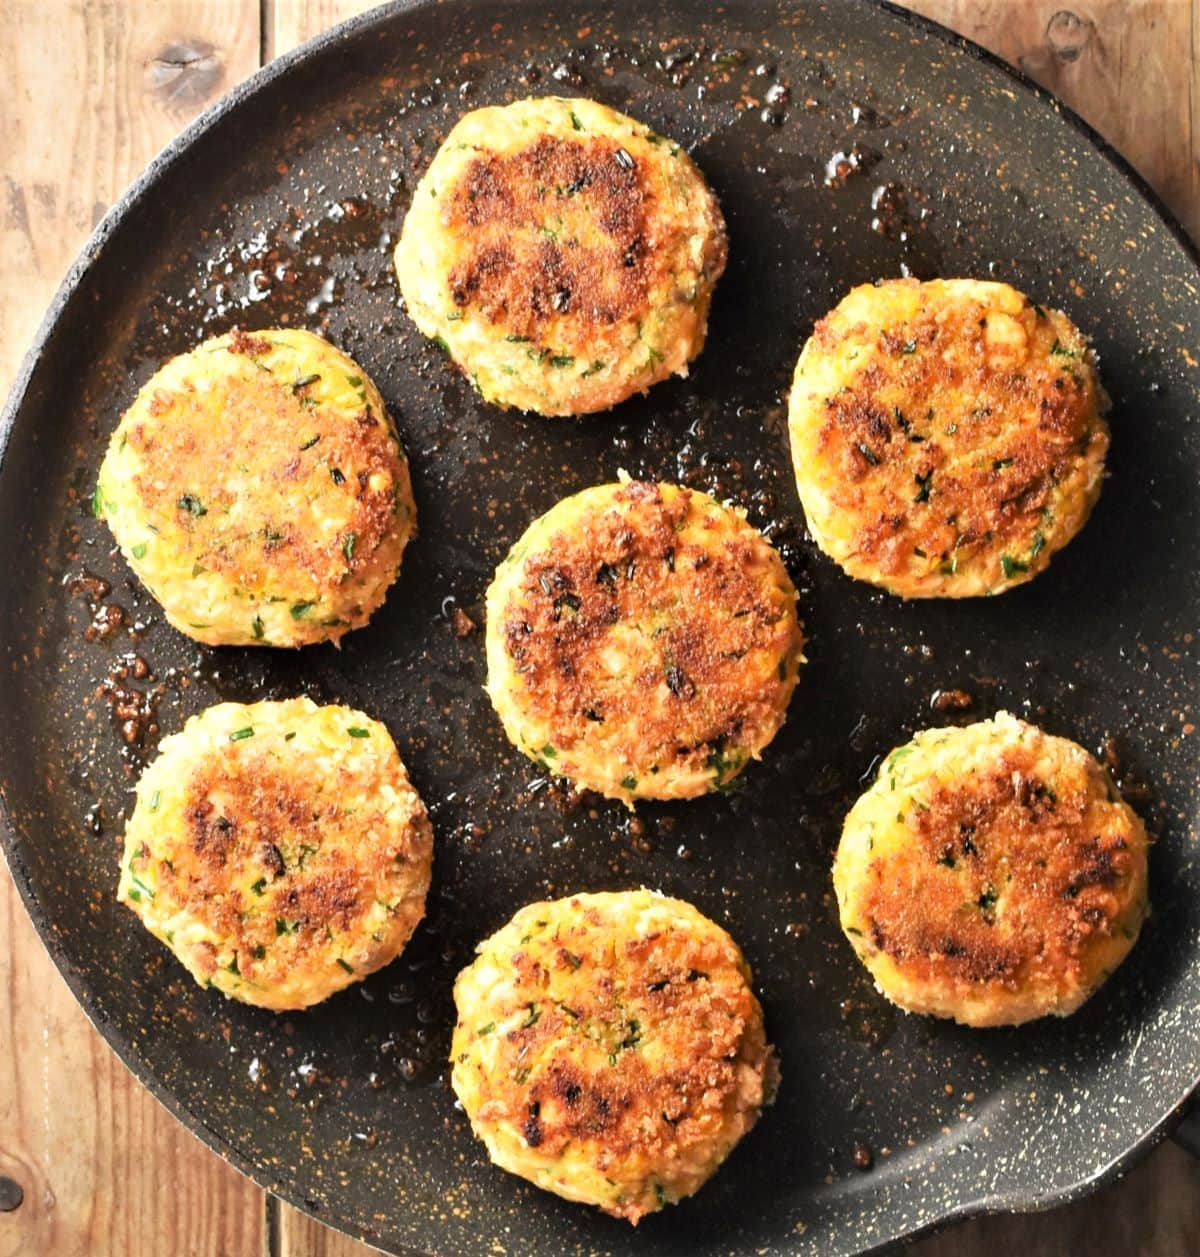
<box><xmin>90</xmin><ymin>485</ymin><xmax>106</xmax><ymax>518</ymax></box>
<box><xmin>290</xmin><ymin>601</ymin><xmax>316</xmax><ymax>619</ymax></box>
<box><xmin>251</xmin><ymin>878</ymin><xmax>267</xmax><ymax>895</ymax></box>
<box><xmin>229</xmin><ymin>727</ymin><xmax>255</xmax><ymax>741</ymax></box>
<box><xmin>570</xmin><ymin>110</ymin><xmax>584</xmax><ymax>131</ymax></box>
<box><xmin>330</xmin><ymin>467</ymin><xmax>345</xmax><ymax>485</ymax></box>
<box><xmin>148</xmin><ymin>790</ymin><xmax>161</xmax><ymax>812</ymax></box>
<box><xmin>548</xmin><ymin>354</ymin><xmax>574</xmax><ymax>369</ymax></box>
<box><xmin>336</xmin><ymin>958</ymin><xmax>354</xmax><ymax>974</ymax></box>
<box><xmin>131</xmin><ymin>543</ymin><xmax>147</xmax><ymax>559</ymax></box>
<box><xmin>856</xmin><ymin>442</ymin><xmax>880</xmax><ymax>466</ymax></box>
<box><xmin>1030</xmin><ymin>532</ymin><xmax>1046</xmax><ymax>557</ymax></box>
<box><xmin>347</xmin><ymin>727</ymin><xmax>370</xmax><ymax>738</ymax></box>
<box><xmin>433</xmin><ymin>334</ymin><xmax>450</xmax><ymax>354</ymax></box>
<box><xmin>992</xmin><ymin>458</ymin><xmax>1013</xmax><ymax>470</ymax></box>
<box><xmin>251</xmin><ymin>615</ymin><xmax>265</xmax><ymax>641</ymax></box>
<box><xmin>478</xmin><ymin>1021</ymin><xmax>496</xmax><ymax>1036</ymax></box>
<box><xmin>521</xmin><ymin>1004</ymin><xmax>542</xmax><ymax>1029</ymax></box>
<box><xmin>129</xmin><ymin>873</ymin><xmax>155</xmax><ymax>900</ymax></box>
<box><xmin>1000</xmin><ymin>555</ymin><xmax>1028</xmax><ymax>579</ymax></box>
<box><xmin>913</xmin><ymin>471</ymin><xmax>933</xmax><ymax>503</ymax></box>
<box><xmin>292</xmin><ymin>373</ymin><xmax>321</xmax><ymax>391</ymax></box>
<box><xmin>540</xmin><ymin>743</ymin><xmax>557</xmax><ymax>760</ymax></box>
<box><xmin>580</xmin><ymin>359</ymin><xmax>606</xmax><ymax>377</ymax></box>
<box><xmin>177</xmin><ymin>493</ymin><xmax>206</xmax><ymax>517</ymax></box>
<box><xmin>253</xmin><ymin>944</ymin><xmax>266</xmax><ymax>959</ymax></box>
<box><xmin>343</xmin><ymin>533</ymin><xmax>357</xmax><ymax>563</ymax></box>
<box><xmin>299</xmin><ymin>434</ymin><xmax>321</xmax><ymax>450</ymax></box>
<box><xmin>620</xmin><ymin>774</ymin><xmax>638</xmax><ymax>791</ymax></box>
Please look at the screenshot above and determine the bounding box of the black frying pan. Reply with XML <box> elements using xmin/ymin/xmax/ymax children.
<box><xmin>2</xmin><ymin>2</ymin><xmax>1198</xmax><ymax>1254</ymax></box>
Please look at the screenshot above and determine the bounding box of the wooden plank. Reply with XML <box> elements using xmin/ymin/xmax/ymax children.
<box><xmin>904</xmin><ymin>0</ymin><xmax>1200</xmax><ymax>243</ymax></box>
<box><xmin>263</xmin><ymin>0</ymin><xmax>380</xmax><ymax>62</ymax></box>
<box><xmin>0</xmin><ymin>5</ymin><xmax>265</xmax><ymax>1256</ymax></box>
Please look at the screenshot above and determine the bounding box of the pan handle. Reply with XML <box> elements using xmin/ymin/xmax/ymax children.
<box><xmin>1172</xmin><ymin>1095</ymin><xmax>1200</xmax><ymax>1158</ymax></box>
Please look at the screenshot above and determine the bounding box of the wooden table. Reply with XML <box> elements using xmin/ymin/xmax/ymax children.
<box><xmin>2</xmin><ymin>3</ymin><xmax>1198</xmax><ymax>1254</ymax></box>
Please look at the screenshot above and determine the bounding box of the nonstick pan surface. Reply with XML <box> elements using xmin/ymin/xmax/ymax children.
<box><xmin>1</xmin><ymin>2</ymin><xmax>1198</xmax><ymax>1254</ymax></box>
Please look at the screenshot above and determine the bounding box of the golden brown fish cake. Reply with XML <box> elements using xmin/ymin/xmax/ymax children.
<box><xmin>394</xmin><ymin>96</ymin><xmax>727</xmax><ymax>416</ymax></box>
<box><xmin>95</xmin><ymin>328</ymin><xmax>415</xmax><ymax>646</ymax></box>
<box><xmin>118</xmin><ymin>698</ymin><xmax>432</xmax><ymax>1010</ymax></box>
<box><xmin>788</xmin><ymin>278</ymin><xmax>1109</xmax><ymax>597</ymax></box>
<box><xmin>833</xmin><ymin>713</ymin><xmax>1149</xmax><ymax>1027</ymax></box>
<box><xmin>450</xmin><ymin>890</ymin><xmax>777</xmax><ymax>1223</ymax></box>
<box><xmin>484</xmin><ymin>480</ymin><xmax>804</xmax><ymax>805</ymax></box>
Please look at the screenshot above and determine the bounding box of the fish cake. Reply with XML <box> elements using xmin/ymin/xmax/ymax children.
<box><xmin>450</xmin><ymin>889</ymin><xmax>777</xmax><ymax>1223</ymax></box>
<box><xmin>484</xmin><ymin>480</ymin><xmax>804</xmax><ymax>805</ymax></box>
<box><xmin>394</xmin><ymin>96</ymin><xmax>727</xmax><ymax>416</ymax></box>
<box><xmin>788</xmin><ymin>278</ymin><xmax>1109</xmax><ymax>597</ymax></box>
<box><xmin>118</xmin><ymin>698</ymin><xmax>432</xmax><ymax>1010</ymax></box>
<box><xmin>833</xmin><ymin>713</ymin><xmax>1149</xmax><ymax>1027</ymax></box>
<box><xmin>95</xmin><ymin>328</ymin><xmax>415</xmax><ymax>646</ymax></box>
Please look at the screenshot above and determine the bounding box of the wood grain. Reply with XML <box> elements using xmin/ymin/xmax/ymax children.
<box><xmin>904</xmin><ymin>0</ymin><xmax>1200</xmax><ymax>243</ymax></box>
<box><xmin>0</xmin><ymin>5</ymin><xmax>264</xmax><ymax>1257</ymax></box>
<box><xmin>1</xmin><ymin>3</ymin><xmax>1198</xmax><ymax>1257</ymax></box>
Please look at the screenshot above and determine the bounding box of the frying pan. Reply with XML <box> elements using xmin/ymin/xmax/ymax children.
<box><xmin>1</xmin><ymin>2</ymin><xmax>1198</xmax><ymax>1254</ymax></box>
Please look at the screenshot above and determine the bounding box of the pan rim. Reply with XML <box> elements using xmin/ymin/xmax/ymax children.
<box><xmin>0</xmin><ymin>1</ymin><xmax>1196</xmax><ymax>1254</ymax></box>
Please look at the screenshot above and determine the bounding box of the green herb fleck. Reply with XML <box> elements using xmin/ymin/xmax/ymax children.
<box><xmin>290</xmin><ymin>601</ymin><xmax>316</xmax><ymax>619</ymax></box>
<box><xmin>177</xmin><ymin>493</ymin><xmax>207</xmax><ymax>517</ymax></box>
<box><xmin>540</xmin><ymin>743</ymin><xmax>557</xmax><ymax>760</ymax></box>
<box><xmin>570</xmin><ymin>110</ymin><xmax>584</xmax><ymax>131</ymax></box>
<box><xmin>251</xmin><ymin>615</ymin><xmax>265</xmax><ymax>641</ymax></box>
<box><xmin>478</xmin><ymin>1021</ymin><xmax>496</xmax><ymax>1036</ymax></box>
<box><xmin>521</xmin><ymin>1004</ymin><xmax>542</xmax><ymax>1029</ymax></box>
<box><xmin>913</xmin><ymin>471</ymin><xmax>933</xmax><ymax>503</ymax></box>
<box><xmin>229</xmin><ymin>727</ymin><xmax>255</xmax><ymax>741</ymax></box>
<box><xmin>856</xmin><ymin>442</ymin><xmax>880</xmax><ymax>466</ymax></box>
<box><xmin>347</xmin><ymin>727</ymin><xmax>370</xmax><ymax>738</ymax></box>
<box><xmin>977</xmin><ymin>887</ymin><xmax>998</xmax><ymax>912</ymax></box>
<box><xmin>148</xmin><ymin>790</ymin><xmax>161</xmax><ymax>812</ymax></box>
<box><xmin>580</xmin><ymin>359</ymin><xmax>607</xmax><ymax>377</ymax></box>
<box><xmin>433</xmin><ymin>335</ymin><xmax>450</xmax><ymax>354</ymax></box>
<box><xmin>330</xmin><ymin>466</ymin><xmax>345</xmax><ymax>485</ymax></box>
<box><xmin>336</xmin><ymin>958</ymin><xmax>353</xmax><ymax>974</ymax></box>
<box><xmin>620</xmin><ymin>774</ymin><xmax>638</xmax><ymax>791</ymax></box>
<box><xmin>993</xmin><ymin>458</ymin><xmax>1013</xmax><ymax>470</ymax></box>
<box><xmin>251</xmin><ymin>878</ymin><xmax>267</xmax><ymax>895</ymax></box>
<box><xmin>131</xmin><ymin>543</ymin><xmax>147</xmax><ymax>559</ymax></box>
<box><xmin>1030</xmin><ymin>532</ymin><xmax>1046</xmax><ymax>558</ymax></box>
<box><xmin>275</xmin><ymin>918</ymin><xmax>299</xmax><ymax>936</ymax></box>
<box><xmin>548</xmin><ymin>354</ymin><xmax>575</xmax><ymax>368</ymax></box>
<box><xmin>299</xmin><ymin>434</ymin><xmax>321</xmax><ymax>450</ymax></box>
<box><xmin>343</xmin><ymin>532</ymin><xmax>357</xmax><ymax>563</ymax></box>
<box><xmin>1000</xmin><ymin>555</ymin><xmax>1028</xmax><ymax>579</ymax></box>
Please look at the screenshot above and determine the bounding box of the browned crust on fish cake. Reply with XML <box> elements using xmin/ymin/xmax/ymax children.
<box><xmin>125</xmin><ymin>371</ymin><xmax>405</xmax><ymax>605</ymax></box>
<box><xmin>451</xmin><ymin>892</ymin><xmax>774</xmax><ymax>1222</ymax></box>
<box><xmin>496</xmin><ymin>481</ymin><xmax>800</xmax><ymax>790</ymax></box>
<box><xmin>444</xmin><ymin>136</ymin><xmax>659</xmax><ymax>347</ymax></box>
<box><xmin>848</xmin><ymin>728</ymin><xmax>1147</xmax><ymax>1020</ymax></box>
<box><xmin>127</xmin><ymin>741</ymin><xmax>430</xmax><ymax>992</ymax></box>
